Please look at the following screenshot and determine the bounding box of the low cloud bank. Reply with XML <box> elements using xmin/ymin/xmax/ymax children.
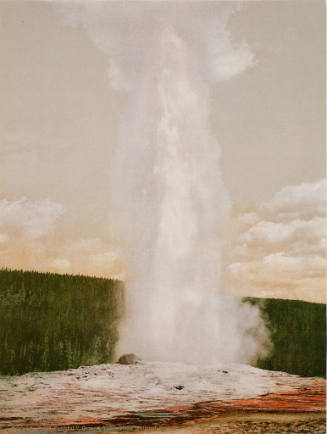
<box><xmin>226</xmin><ymin>179</ymin><xmax>326</xmax><ymax>303</ymax></box>
<box><xmin>0</xmin><ymin>196</ymin><xmax>123</xmax><ymax>278</ymax></box>
<box><xmin>0</xmin><ymin>197</ymin><xmax>63</xmax><ymax>240</ymax></box>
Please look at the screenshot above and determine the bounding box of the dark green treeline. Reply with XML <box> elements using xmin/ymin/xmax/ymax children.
<box><xmin>0</xmin><ymin>268</ymin><xmax>124</xmax><ymax>375</ymax></box>
<box><xmin>0</xmin><ymin>269</ymin><xmax>325</xmax><ymax>377</ymax></box>
<box><xmin>245</xmin><ymin>297</ymin><xmax>326</xmax><ymax>378</ymax></box>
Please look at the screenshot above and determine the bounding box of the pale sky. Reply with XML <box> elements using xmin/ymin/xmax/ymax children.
<box><xmin>0</xmin><ymin>0</ymin><xmax>325</xmax><ymax>302</ymax></box>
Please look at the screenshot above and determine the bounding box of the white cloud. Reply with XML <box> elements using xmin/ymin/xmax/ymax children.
<box><xmin>0</xmin><ymin>233</ymin><xmax>8</xmax><ymax>244</ymax></box>
<box><xmin>50</xmin><ymin>258</ymin><xmax>71</xmax><ymax>272</ymax></box>
<box><xmin>62</xmin><ymin>237</ymin><xmax>103</xmax><ymax>256</ymax></box>
<box><xmin>241</xmin><ymin>220</ymin><xmax>295</xmax><ymax>244</ymax></box>
<box><xmin>238</xmin><ymin>212</ymin><xmax>259</xmax><ymax>226</ymax></box>
<box><xmin>0</xmin><ymin>197</ymin><xmax>64</xmax><ymax>240</ymax></box>
<box><xmin>241</xmin><ymin>217</ymin><xmax>325</xmax><ymax>248</ymax></box>
<box><xmin>90</xmin><ymin>251</ymin><xmax>118</xmax><ymax>267</ymax></box>
<box><xmin>226</xmin><ymin>179</ymin><xmax>326</xmax><ymax>303</ymax></box>
<box><xmin>263</xmin><ymin>178</ymin><xmax>326</xmax><ymax>221</ymax></box>
<box><xmin>262</xmin><ymin>252</ymin><xmax>325</xmax><ymax>275</ymax></box>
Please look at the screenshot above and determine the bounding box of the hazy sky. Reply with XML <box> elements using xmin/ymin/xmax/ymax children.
<box><xmin>0</xmin><ymin>0</ymin><xmax>325</xmax><ymax>301</ymax></box>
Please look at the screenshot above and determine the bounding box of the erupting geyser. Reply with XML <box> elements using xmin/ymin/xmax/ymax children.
<box><xmin>54</xmin><ymin>1</ymin><xmax>269</xmax><ymax>364</ymax></box>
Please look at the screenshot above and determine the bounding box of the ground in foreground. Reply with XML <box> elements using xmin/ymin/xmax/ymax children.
<box><xmin>0</xmin><ymin>362</ymin><xmax>325</xmax><ymax>432</ymax></box>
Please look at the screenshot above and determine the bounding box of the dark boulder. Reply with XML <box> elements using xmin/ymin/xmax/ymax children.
<box><xmin>117</xmin><ymin>353</ymin><xmax>141</xmax><ymax>365</ymax></box>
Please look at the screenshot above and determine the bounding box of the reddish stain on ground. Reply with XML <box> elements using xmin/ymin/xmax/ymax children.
<box><xmin>2</xmin><ymin>381</ymin><xmax>325</xmax><ymax>431</ymax></box>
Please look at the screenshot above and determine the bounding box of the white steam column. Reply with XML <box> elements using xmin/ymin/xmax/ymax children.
<box><xmin>53</xmin><ymin>1</ymin><xmax>268</xmax><ymax>364</ymax></box>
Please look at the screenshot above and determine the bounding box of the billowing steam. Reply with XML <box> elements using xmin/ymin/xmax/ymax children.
<box><xmin>53</xmin><ymin>1</ymin><xmax>269</xmax><ymax>363</ymax></box>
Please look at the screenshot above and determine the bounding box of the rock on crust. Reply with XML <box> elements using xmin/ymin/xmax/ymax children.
<box><xmin>117</xmin><ymin>353</ymin><xmax>141</xmax><ymax>365</ymax></box>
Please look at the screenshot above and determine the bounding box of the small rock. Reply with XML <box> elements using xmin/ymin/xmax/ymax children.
<box><xmin>174</xmin><ymin>385</ymin><xmax>184</xmax><ymax>390</ymax></box>
<box><xmin>117</xmin><ymin>353</ymin><xmax>141</xmax><ymax>365</ymax></box>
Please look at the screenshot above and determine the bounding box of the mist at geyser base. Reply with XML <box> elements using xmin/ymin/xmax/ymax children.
<box><xmin>53</xmin><ymin>1</ymin><xmax>270</xmax><ymax>364</ymax></box>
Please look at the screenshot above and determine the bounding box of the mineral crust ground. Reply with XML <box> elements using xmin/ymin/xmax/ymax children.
<box><xmin>0</xmin><ymin>362</ymin><xmax>325</xmax><ymax>432</ymax></box>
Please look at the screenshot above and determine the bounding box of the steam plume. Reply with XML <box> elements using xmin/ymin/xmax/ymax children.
<box><xmin>53</xmin><ymin>1</ymin><xmax>268</xmax><ymax>363</ymax></box>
